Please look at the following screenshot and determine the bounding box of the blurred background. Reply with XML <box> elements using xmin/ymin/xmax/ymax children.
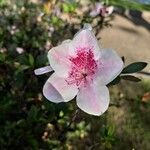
<box><xmin>0</xmin><ymin>0</ymin><xmax>150</xmax><ymax>149</ymax></box>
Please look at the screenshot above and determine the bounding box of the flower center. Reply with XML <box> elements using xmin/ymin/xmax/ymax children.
<box><xmin>66</xmin><ymin>48</ymin><xmax>98</xmax><ymax>87</ymax></box>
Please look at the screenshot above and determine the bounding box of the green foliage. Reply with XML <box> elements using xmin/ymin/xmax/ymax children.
<box><xmin>62</xmin><ymin>1</ymin><xmax>78</xmax><ymax>13</ymax></box>
<box><xmin>100</xmin><ymin>125</ymin><xmax>117</xmax><ymax>149</ymax></box>
<box><xmin>0</xmin><ymin>0</ymin><xmax>149</xmax><ymax>149</ymax></box>
<box><xmin>0</xmin><ymin>1</ymin><xmax>64</xmax><ymax>149</ymax></box>
<box><xmin>122</xmin><ymin>62</ymin><xmax>147</xmax><ymax>74</ymax></box>
<box><xmin>0</xmin><ymin>0</ymin><xmax>7</xmax><ymax>6</ymax></box>
<box><xmin>108</xmin><ymin>76</ymin><xmax>121</xmax><ymax>86</ymax></box>
<box><xmin>108</xmin><ymin>61</ymin><xmax>147</xmax><ymax>86</ymax></box>
<box><xmin>121</xmin><ymin>75</ymin><xmax>141</xmax><ymax>82</ymax></box>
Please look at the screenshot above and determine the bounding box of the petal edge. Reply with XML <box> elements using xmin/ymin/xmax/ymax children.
<box><xmin>76</xmin><ymin>81</ymin><xmax>110</xmax><ymax>116</ymax></box>
<box><xmin>43</xmin><ymin>78</ymin><xmax>64</xmax><ymax>103</ymax></box>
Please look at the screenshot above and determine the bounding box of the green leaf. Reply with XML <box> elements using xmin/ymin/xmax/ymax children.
<box><xmin>0</xmin><ymin>53</ymin><xmax>6</xmax><ymax>62</ymax></box>
<box><xmin>62</xmin><ymin>3</ymin><xmax>70</xmax><ymax>13</ymax></box>
<box><xmin>62</xmin><ymin>2</ymin><xmax>77</xmax><ymax>13</ymax></box>
<box><xmin>121</xmin><ymin>75</ymin><xmax>141</xmax><ymax>82</ymax></box>
<box><xmin>35</xmin><ymin>53</ymin><xmax>47</xmax><ymax>67</ymax></box>
<box><xmin>15</xmin><ymin>65</ymin><xmax>30</xmax><ymax>75</ymax></box>
<box><xmin>122</xmin><ymin>62</ymin><xmax>147</xmax><ymax>74</ymax></box>
<box><xmin>28</xmin><ymin>54</ymin><xmax>34</xmax><ymax>67</ymax></box>
<box><xmin>27</xmin><ymin>106</ymin><xmax>39</xmax><ymax>122</ymax></box>
<box><xmin>107</xmin><ymin>76</ymin><xmax>120</xmax><ymax>86</ymax></box>
<box><xmin>17</xmin><ymin>54</ymin><xmax>29</xmax><ymax>65</ymax></box>
<box><xmin>51</xmin><ymin>16</ymin><xmax>60</xmax><ymax>26</ymax></box>
<box><xmin>108</xmin><ymin>125</ymin><xmax>115</xmax><ymax>136</ymax></box>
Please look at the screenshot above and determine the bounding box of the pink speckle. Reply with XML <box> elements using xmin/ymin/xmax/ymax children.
<box><xmin>66</xmin><ymin>48</ymin><xmax>98</xmax><ymax>87</ymax></box>
<box><xmin>100</xmin><ymin>7</ymin><xmax>109</xmax><ymax>16</ymax></box>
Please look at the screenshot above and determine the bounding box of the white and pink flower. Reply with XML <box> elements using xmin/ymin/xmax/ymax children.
<box><xmin>90</xmin><ymin>3</ymin><xmax>114</xmax><ymax>17</ymax></box>
<box><xmin>16</xmin><ymin>47</ymin><xmax>24</xmax><ymax>54</ymax></box>
<box><xmin>34</xmin><ymin>24</ymin><xmax>123</xmax><ymax>116</ymax></box>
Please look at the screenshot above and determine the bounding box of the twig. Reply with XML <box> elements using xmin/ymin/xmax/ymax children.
<box><xmin>58</xmin><ymin>108</ymin><xmax>80</xmax><ymax>141</ymax></box>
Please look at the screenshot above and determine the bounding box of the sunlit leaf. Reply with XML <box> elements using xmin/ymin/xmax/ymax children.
<box><xmin>28</xmin><ymin>54</ymin><xmax>34</xmax><ymax>67</ymax></box>
<box><xmin>15</xmin><ymin>65</ymin><xmax>30</xmax><ymax>75</ymax></box>
<box><xmin>0</xmin><ymin>53</ymin><xmax>6</xmax><ymax>62</ymax></box>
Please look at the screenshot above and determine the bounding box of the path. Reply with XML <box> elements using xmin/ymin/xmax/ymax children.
<box><xmin>99</xmin><ymin>12</ymin><xmax>150</xmax><ymax>77</ymax></box>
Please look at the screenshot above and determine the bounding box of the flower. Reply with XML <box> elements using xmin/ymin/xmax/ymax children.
<box><xmin>16</xmin><ymin>47</ymin><xmax>24</xmax><ymax>54</ymax></box>
<box><xmin>34</xmin><ymin>24</ymin><xmax>123</xmax><ymax>116</ymax></box>
<box><xmin>90</xmin><ymin>2</ymin><xmax>114</xmax><ymax>17</ymax></box>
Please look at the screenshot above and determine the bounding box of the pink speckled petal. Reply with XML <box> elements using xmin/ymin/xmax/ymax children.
<box><xmin>90</xmin><ymin>10</ymin><xmax>99</xmax><ymax>17</ymax></box>
<box><xmin>95</xmin><ymin>2</ymin><xmax>103</xmax><ymax>12</ymax></box>
<box><xmin>107</xmin><ymin>6</ymin><xmax>114</xmax><ymax>15</ymax></box>
<box><xmin>73</xmin><ymin>26</ymin><xmax>100</xmax><ymax>60</ymax></box>
<box><xmin>48</xmin><ymin>73</ymin><xmax>78</xmax><ymax>102</ymax></box>
<box><xmin>96</xmin><ymin>49</ymin><xmax>123</xmax><ymax>85</ymax></box>
<box><xmin>90</xmin><ymin>2</ymin><xmax>103</xmax><ymax>17</ymax></box>
<box><xmin>102</xmin><ymin>6</ymin><xmax>114</xmax><ymax>17</ymax></box>
<box><xmin>34</xmin><ymin>66</ymin><xmax>53</xmax><ymax>75</ymax></box>
<box><xmin>48</xmin><ymin>40</ymin><xmax>76</xmax><ymax>78</ymax></box>
<box><xmin>43</xmin><ymin>78</ymin><xmax>64</xmax><ymax>103</ymax></box>
<box><xmin>77</xmin><ymin>80</ymin><xmax>109</xmax><ymax>116</ymax></box>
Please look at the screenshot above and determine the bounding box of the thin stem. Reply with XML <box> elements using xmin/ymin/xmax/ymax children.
<box><xmin>58</xmin><ymin>108</ymin><xmax>80</xmax><ymax>141</ymax></box>
<box><xmin>67</xmin><ymin>109</ymin><xmax>80</xmax><ymax>128</ymax></box>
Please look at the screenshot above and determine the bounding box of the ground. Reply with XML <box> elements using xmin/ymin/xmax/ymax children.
<box><xmin>100</xmin><ymin>12</ymin><xmax>150</xmax><ymax>78</ymax></box>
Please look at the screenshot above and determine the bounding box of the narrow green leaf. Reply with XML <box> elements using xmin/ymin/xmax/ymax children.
<box><xmin>0</xmin><ymin>53</ymin><xmax>6</xmax><ymax>62</ymax></box>
<box><xmin>62</xmin><ymin>3</ymin><xmax>70</xmax><ymax>13</ymax></box>
<box><xmin>107</xmin><ymin>76</ymin><xmax>120</xmax><ymax>86</ymax></box>
<box><xmin>28</xmin><ymin>54</ymin><xmax>34</xmax><ymax>67</ymax></box>
<box><xmin>108</xmin><ymin>125</ymin><xmax>115</xmax><ymax>136</ymax></box>
<box><xmin>121</xmin><ymin>75</ymin><xmax>141</xmax><ymax>82</ymax></box>
<box><xmin>27</xmin><ymin>106</ymin><xmax>39</xmax><ymax>122</ymax></box>
<box><xmin>15</xmin><ymin>65</ymin><xmax>30</xmax><ymax>75</ymax></box>
<box><xmin>122</xmin><ymin>62</ymin><xmax>147</xmax><ymax>74</ymax></box>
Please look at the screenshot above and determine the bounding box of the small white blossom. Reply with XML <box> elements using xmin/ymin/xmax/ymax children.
<box><xmin>16</xmin><ymin>47</ymin><xmax>24</xmax><ymax>54</ymax></box>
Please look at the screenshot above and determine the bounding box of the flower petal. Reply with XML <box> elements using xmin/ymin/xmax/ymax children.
<box><xmin>73</xmin><ymin>25</ymin><xmax>100</xmax><ymax>60</ymax></box>
<box><xmin>102</xmin><ymin>6</ymin><xmax>114</xmax><ymax>17</ymax></box>
<box><xmin>95</xmin><ymin>2</ymin><xmax>103</xmax><ymax>12</ymax></box>
<box><xmin>34</xmin><ymin>66</ymin><xmax>53</xmax><ymax>75</ymax></box>
<box><xmin>48</xmin><ymin>73</ymin><xmax>78</xmax><ymax>102</ymax></box>
<box><xmin>76</xmin><ymin>80</ymin><xmax>109</xmax><ymax>116</ymax></box>
<box><xmin>97</xmin><ymin>49</ymin><xmax>123</xmax><ymax>85</ymax></box>
<box><xmin>90</xmin><ymin>10</ymin><xmax>99</xmax><ymax>17</ymax></box>
<box><xmin>48</xmin><ymin>40</ymin><xmax>75</xmax><ymax>78</ymax></box>
<box><xmin>107</xmin><ymin>6</ymin><xmax>114</xmax><ymax>15</ymax></box>
<box><xmin>43</xmin><ymin>78</ymin><xmax>64</xmax><ymax>103</ymax></box>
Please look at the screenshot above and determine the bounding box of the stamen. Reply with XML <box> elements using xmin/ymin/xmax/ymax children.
<box><xmin>66</xmin><ymin>48</ymin><xmax>98</xmax><ymax>87</ymax></box>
